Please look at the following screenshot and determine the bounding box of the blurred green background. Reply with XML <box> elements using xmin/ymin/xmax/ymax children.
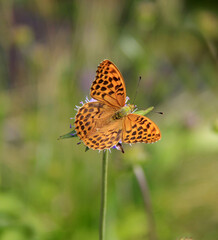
<box><xmin>0</xmin><ymin>0</ymin><xmax>218</xmax><ymax>240</ymax></box>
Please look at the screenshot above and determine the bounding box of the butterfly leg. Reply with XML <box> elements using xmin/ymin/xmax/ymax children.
<box><xmin>116</xmin><ymin>142</ymin><xmax>125</xmax><ymax>153</ymax></box>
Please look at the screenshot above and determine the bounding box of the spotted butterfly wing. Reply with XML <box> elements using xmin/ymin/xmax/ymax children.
<box><xmin>75</xmin><ymin>101</ymin><xmax>123</xmax><ymax>150</ymax></box>
<box><xmin>90</xmin><ymin>60</ymin><xmax>126</xmax><ymax>108</ymax></box>
<box><xmin>123</xmin><ymin>114</ymin><xmax>161</xmax><ymax>143</ymax></box>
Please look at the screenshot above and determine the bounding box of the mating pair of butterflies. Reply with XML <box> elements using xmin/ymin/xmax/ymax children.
<box><xmin>74</xmin><ymin>60</ymin><xmax>161</xmax><ymax>151</ymax></box>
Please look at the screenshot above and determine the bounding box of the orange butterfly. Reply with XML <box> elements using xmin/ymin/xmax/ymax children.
<box><xmin>74</xmin><ymin>60</ymin><xmax>161</xmax><ymax>151</ymax></box>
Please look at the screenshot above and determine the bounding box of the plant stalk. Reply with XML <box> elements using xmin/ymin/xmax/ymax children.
<box><xmin>133</xmin><ymin>165</ymin><xmax>157</xmax><ymax>240</ymax></box>
<box><xmin>99</xmin><ymin>150</ymin><xmax>109</xmax><ymax>240</ymax></box>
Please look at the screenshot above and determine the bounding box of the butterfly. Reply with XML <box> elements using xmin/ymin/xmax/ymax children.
<box><xmin>74</xmin><ymin>60</ymin><xmax>161</xmax><ymax>151</ymax></box>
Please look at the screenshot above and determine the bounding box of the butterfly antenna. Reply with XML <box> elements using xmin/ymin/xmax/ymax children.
<box><xmin>132</xmin><ymin>76</ymin><xmax>141</xmax><ymax>105</ymax></box>
<box><xmin>155</xmin><ymin>111</ymin><xmax>164</xmax><ymax>115</ymax></box>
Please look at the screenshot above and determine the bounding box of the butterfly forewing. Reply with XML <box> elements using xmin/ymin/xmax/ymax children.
<box><xmin>122</xmin><ymin>114</ymin><xmax>161</xmax><ymax>144</ymax></box>
<box><xmin>90</xmin><ymin>60</ymin><xmax>126</xmax><ymax>108</ymax></box>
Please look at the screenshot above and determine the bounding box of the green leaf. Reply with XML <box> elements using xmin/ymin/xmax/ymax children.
<box><xmin>85</xmin><ymin>146</ymin><xmax>90</xmax><ymax>152</ymax></box>
<box><xmin>134</xmin><ymin>106</ymin><xmax>154</xmax><ymax>116</ymax></box>
<box><xmin>58</xmin><ymin>129</ymin><xmax>77</xmax><ymax>140</ymax></box>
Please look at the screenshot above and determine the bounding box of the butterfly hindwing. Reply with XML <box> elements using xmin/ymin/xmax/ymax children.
<box><xmin>75</xmin><ymin>101</ymin><xmax>123</xmax><ymax>150</ymax></box>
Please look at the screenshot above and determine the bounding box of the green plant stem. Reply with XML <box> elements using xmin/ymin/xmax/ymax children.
<box><xmin>99</xmin><ymin>150</ymin><xmax>109</xmax><ymax>240</ymax></box>
<box><xmin>133</xmin><ymin>165</ymin><xmax>157</xmax><ymax>240</ymax></box>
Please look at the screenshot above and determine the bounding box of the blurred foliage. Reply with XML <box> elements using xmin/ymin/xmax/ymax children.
<box><xmin>0</xmin><ymin>0</ymin><xmax>218</xmax><ymax>240</ymax></box>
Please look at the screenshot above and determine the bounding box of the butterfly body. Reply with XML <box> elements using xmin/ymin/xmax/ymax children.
<box><xmin>112</xmin><ymin>104</ymin><xmax>134</xmax><ymax>120</ymax></box>
<box><xmin>74</xmin><ymin>60</ymin><xmax>161</xmax><ymax>151</ymax></box>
